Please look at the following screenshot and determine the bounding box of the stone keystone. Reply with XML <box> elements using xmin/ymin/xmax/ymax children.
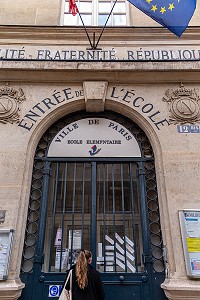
<box><xmin>83</xmin><ymin>81</ymin><xmax>108</xmax><ymax>112</ymax></box>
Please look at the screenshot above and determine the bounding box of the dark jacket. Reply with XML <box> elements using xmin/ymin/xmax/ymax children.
<box><xmin>65</xmin><ymin>264</ymin><xmax>105</xmax><ymax>300</ymax></box>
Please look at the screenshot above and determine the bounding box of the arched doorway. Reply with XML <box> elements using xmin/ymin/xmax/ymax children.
<box><xmin>20</xmin><ymin>111</ymin><xmax>167</xmax><ymax>300</ymax></box>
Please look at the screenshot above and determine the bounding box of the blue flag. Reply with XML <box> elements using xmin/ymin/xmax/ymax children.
<box><xmin>128</xmin><ymin>0</ymin><xmax>196</xmax><ymax>37</ymax></box>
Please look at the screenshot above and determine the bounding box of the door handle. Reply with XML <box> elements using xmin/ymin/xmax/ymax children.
<box><xmin>119</xmin><ymin>275</ymin><xmax>125</xmax><ymax>282</ymax></box>
<box><xmin>142</xmin><ymin>276</ymin><xmax>147</xmax><ymax>282</ymax></box>
<box><xmin>38</xmin><ymin>275</ymin><xmax>45</xmax><ymax>282</ymax></box>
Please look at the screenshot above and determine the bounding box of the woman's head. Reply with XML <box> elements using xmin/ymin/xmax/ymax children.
<box><xmin>75</xmin><ymin>250</ymin><xmax>92</xmax><ymax>289</ymax></box>
<box><xmin>84</xmin><ymin>249</ymin><xmax>92</xmax><ymax>263</ymax></box>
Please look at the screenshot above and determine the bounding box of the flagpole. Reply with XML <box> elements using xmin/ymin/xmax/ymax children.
<box><xmin>69</xmin><ymin>0</ymin><xmax>118</xmax><ymax>49</ymax></box>
<box><xmin>69</xmin><ymin>0</ymin><xmax>93</xmax><ymax>49</ymax></box>
<box><xmin>94</xmin><ymin>0</ymin><xmax>118</xmax><ymax>49</ymax></box>
<box><xmin>77</xmin><ymin>7</ymin><xmax>93</xmax><ymax>49</ymax></box>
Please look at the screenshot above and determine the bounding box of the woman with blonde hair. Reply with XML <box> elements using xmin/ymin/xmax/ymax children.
<box><xmin>65</xmin><ymin>250</ymin><xmax>105</xmax><ymax>300</ymax></box>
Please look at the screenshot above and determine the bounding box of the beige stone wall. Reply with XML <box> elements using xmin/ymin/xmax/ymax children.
<box><xmin>0</xmin><ymin>0</ymin><xmax>62</xmax><ymax>25</ymax></box>
<box><xmin>1</xmin><ymin>80</ymin><xmax>200</xmax><ymax>299</ymax></box>
<box><xmin>0</xmin><ymin>26</ymin><xmax>200</xmax><ymax>299</ymax></box>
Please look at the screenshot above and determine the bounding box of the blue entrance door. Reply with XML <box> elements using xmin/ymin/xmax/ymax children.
<box><xmin>20</xmin><ymin>160</ymin><xmax>167</xmax><ymax>300</ymax></box>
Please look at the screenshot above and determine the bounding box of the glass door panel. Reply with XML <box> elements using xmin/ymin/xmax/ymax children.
<box><xmin>42</xmin><ymin>161</ymin><xmax>144</xmax><ymax>275</ymax></box>
<box><xmin>42</xmin><ymin>162</ymin><xmax>91</xmax><ymax>272</ymax></box>
<box><xmin>96</xmin><ymin>163</ymin><xmax>144</xmax><ymax>273</ymax></box>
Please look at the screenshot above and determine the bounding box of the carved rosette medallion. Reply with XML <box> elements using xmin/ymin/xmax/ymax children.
<box><xmin>0</xmin><ymin>84</ymin><xmax>26</xmax><ymax>124</ymax></box>
<box><xmin>163</xmin><ymin>84</ymin><xmax>200</xmax><ymax>124</ymax></box>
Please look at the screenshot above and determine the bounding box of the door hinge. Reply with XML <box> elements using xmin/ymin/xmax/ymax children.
<box><xmin>34</xmin><ymin>254</ymin><xmax>45</xmax><ymax>265</ymax></box>
<box><xmin>43</xmin><ymin>168</ymin><xmax>52</xmax><ymax>176</ymax></box>
<box><xmin>142</xmin><ymin>253</ymin><xmax>153</xmax><ymax>264</ymax></box>
<box><xmin>137</xmin><ymin>166</ymin><xmax>145</xmax><ymax>176</ymax></box>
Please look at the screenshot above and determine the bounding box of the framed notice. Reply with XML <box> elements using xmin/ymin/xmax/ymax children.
<box><xmin>0</xmin><ymin>229</ymin><xmax>14</xmax><ymax>280</ymax></box>
<box><xmin>179</xmin><ymin>210</ymin><xmax>200</xmax><ymax>278</ymax></box>
<box><xmin>68</xmin><ymin>230</ymin><xmax>82</xmax><ymax>250</ymax></box>
<box><xmin>55</xmin><ymin>248</ymin><xmax>69</xmax><ymax>270</ymax></box>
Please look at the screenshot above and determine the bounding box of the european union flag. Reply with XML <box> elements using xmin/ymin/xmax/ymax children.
<box><xmin>128</xmin><ymin>0</ymin><xmax>196</xmax><ymax>37</ymax></box>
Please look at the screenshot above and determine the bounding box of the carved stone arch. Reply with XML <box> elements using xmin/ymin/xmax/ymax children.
<box><xmin>20</xmin><ymin>109</ymin><xmax>166</xmax><ymax>280</ymax></box>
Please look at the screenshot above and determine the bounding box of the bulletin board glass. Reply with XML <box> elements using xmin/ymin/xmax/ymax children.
<box><xmin>179</xmin><ymin>210</ymin><xmax>200</xmax><ymax>278</ymax></box>
<box><xmin>0</xmin><ymin>229</ymin><xmax>14</xmax><ymax>280</ymax></box>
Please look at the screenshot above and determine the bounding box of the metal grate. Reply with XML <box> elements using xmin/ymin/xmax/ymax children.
<box><xmin>21</xmin><ymin>160</ymin><xmax>45</xmax><ymax>273</ymax></box>
<box><xmin>144</xmin><ymin>161</ymin><xmax>165</xmax><ymax>273</ymax></box>
<box><xmin>96</xmin><ymin>162</ymin><xmax>143</xmax><ymax>273</ymax></box>
<box><xmin>20</xmin><ymin>110</ymin><xmax>164</xmax><ymax>274</ymax></box>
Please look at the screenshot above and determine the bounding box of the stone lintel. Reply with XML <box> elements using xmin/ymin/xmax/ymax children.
<box><xmin>161</xmin><ymin>279</ymin><xmax>200</xmax><ymax>300</ymax></box>
<box><xmin>84</xmin><ymin>81</ymin><xmax>108</xmax><ymax>112</ymax></box>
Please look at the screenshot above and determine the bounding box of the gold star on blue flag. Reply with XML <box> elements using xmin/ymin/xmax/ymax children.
<box><xmin>128</xmin><ymin>0</ymin><xmax>196</xmax><ymax>36</ymax></box>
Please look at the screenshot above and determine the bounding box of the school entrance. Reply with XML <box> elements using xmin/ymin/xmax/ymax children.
<box><xmin>20</xmin><ymin>111</ymin><xmax>167</xmax><ymax>300</ymax></box>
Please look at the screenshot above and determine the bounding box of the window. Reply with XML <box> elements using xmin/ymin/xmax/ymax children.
<box><xmin>63</xmin><ymin>0</ymin><xmax>128</xmax><ymax>26</ymax></box>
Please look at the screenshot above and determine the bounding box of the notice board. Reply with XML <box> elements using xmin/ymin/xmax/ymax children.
<box><xmin>179</xmin><ymin>210</ymin><xmax>200</xmax><ymax>278</ymax></box>
<box><xmin>0</xmin><ymin>229</ymin><xmax>14</xmax><ymax>280</ymax></box>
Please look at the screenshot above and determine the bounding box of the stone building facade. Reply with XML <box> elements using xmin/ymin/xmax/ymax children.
<box><xmin>0</xmin><ymin>1</ymin><xmax>200</xmax><ymax>299</ymax></box>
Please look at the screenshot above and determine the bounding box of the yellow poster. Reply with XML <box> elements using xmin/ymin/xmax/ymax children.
<box><xmin>187</xmin><ymin>238</ymin><xmax>200</xmax><ymax>252</ymax></box>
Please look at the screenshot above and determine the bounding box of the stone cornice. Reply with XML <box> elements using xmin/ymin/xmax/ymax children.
<box><xmin>0</xmin><ymin>25</ymin><xmax>200</xmax><ymax>83</ymax></box>
<box><xmin>0</xmin><ymin>25</ymin><xmax>200</xmax><ymax>45</ymax></box>
<box><xmin>0</xmin><ymin>60</ymin><xmax>200</xmax><ymax>84</ymax></box>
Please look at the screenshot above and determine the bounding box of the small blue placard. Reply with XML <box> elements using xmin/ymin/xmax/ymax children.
<box><xmin>177</xmin><ymin>125</ymin><xmax>200</xmax><ymax>133</ymax></box>
<box><xmin>48</xmin><ymin>285</ymin><xmax>62</xmax><ymax>297</ymax></box>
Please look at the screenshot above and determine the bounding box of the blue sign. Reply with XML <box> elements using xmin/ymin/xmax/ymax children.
<box><xmin>177</xmin><ymin>125</ymin><xmax>200</xmax><ymax>133</ymax></box>
<box><xmin>48</xmin><ymin>285</ymin><xmax>62</xmax><ymax>298</ymax></box>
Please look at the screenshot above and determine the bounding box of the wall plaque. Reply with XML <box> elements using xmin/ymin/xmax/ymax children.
<box><xmin>0</xmin><ymin>84</ymin><xmax>26</xmax><ymax>124</ymax></box>
<box><xmin>163</xmin><ymin>84</ymin><xmax>200</xmax><ymax>125</ymax></box>
<box><xmin>179</xmin><ymin>210</ymin><xmax>200</xmax><ymax>278</ymax></box>
<box><xmin>0</xmin><ymin>229</ymin><xmax>14</xmax><ymax>280</ymax></box>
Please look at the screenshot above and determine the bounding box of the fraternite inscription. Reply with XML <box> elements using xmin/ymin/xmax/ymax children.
<box><xmin>1</xmin><ymin>46</ymin><xmax>200</xmax><ymax>61</ymax></box>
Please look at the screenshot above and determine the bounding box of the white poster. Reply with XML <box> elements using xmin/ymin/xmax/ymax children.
<box><xmin>55</xmin><ymin>248</ymin><xmax>68</xmax><ymax>270</ymax></box>
<box><xmin>179</xmin><ymin>210</ymin><xmax>200</xmax><ymax>278</ymax></box>
<box><xmin>68</xmin><ymin>230</ymin><xmax>82</xmax><ymax>250</ymax></box>
<box><xmin>184</xmin><ymin>212</ymin><xmax>200</xmax><ymax>238</ymax></box>
<box><xmin>0</xmin><ymin>230</ymin><xmax>14</xmax><ymax>280</ymax></box>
